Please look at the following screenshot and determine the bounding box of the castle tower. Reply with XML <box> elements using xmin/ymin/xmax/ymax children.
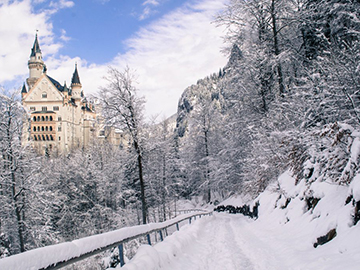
<box><xmin>26</xmin><ymin>34</ymin><xmax>46</xmax><ymax>88</ymax></box>
<box><xmin>71</xmin><ymin>63</ymin><xmax>82</xmax><ymax>100</ymax></box>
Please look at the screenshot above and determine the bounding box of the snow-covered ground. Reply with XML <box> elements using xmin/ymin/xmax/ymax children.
<box><xmin>117</xmin><ymin>171</ymin><xmax>360</xmax><ymax>270</ymax></box>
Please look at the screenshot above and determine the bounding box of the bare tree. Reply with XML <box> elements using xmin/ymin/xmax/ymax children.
<box><xmin>0</xmin><ymin>89</ymin><xmax>27</xmax><ymax>254</ymax></box>
<box><xmin>98</xmin><ymin>67</ymin><xmax>148</xmax><ymax>224</ymax></box>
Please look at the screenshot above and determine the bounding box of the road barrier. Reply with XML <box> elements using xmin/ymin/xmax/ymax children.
<box><xmin>0</xmin><ymin>210</ymin><xmax>212</xmax><ymax>270</ymax></box>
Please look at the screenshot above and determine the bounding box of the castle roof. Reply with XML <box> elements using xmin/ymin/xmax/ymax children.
<box><xmin>30</xmin><ymin>34</ymin><xmax>41</xmax><ymax>57</ymax></box>
<box><xmin>47</xmin><ymin>75</ymin><xmax>64</xmax><ymax>92</ymax></box>
<box><xmin>71</xmin><ymin>64</ymin><xmax>81</xmax><ymax>85</ymax></box>
<box><xmin>21</xmin><ymin>83</ymin><xmax>27</xmax><ymax>94</ymax></box>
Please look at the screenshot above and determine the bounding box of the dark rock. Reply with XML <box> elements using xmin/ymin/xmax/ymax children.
<box><xmin>313</xmin><ymin>228</ymin><xmax>337</xmax><ymax>248</ymax></box>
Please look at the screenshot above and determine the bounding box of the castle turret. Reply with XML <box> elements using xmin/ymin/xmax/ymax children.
<box><xmin>71</xmin><ymin>63</ymin><xmax>82</xmax><ymax>100</ymax></box>
<box><xmin>26</xmin><ymin>34</ymin><xmax>46</xmax><ymax>88</ymax></box>
<box><xmin>21</xmin><ymin>83</ymin><xmax>27</xmax><ymax>99</ymax></box>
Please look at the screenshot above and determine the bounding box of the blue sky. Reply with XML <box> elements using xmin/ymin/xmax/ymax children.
<box><xmin>0</xmin><ymin>0</ymin><xmax>229</xmax><ymax>119</ymax></box>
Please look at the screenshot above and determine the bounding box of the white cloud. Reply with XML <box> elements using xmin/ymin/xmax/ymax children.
<box><xmin>111</xmin><ymin>0</ymin><xmax>229</xmax><ymax>119</ymax></box>
<box><xmin>0</xmin><ymin>0</ymin><xmax>228</xmax><ymax>120</ymax></box>
<box><xmin>60</xmin><ymin>29</ymin><xmax>70</xmax><ymax>42</ymax></box>
<box><xmin>0</xmin><ymin>0</ymin><xmax>60</xmax><ymax>84</ymax></box>
<box><xmin>143</xmin><ymin>0</ymin><xmax>160</xmax><ymax>6</ymax></box>
<box><xmin>49</xmin><ymin>0</ymin><xmax>74</xmax><ymax>10</ymax></box>
<box><xmin>139</xmin><ymin>6</ymin><xmax>153</xmax><ymax>21</ymax></box>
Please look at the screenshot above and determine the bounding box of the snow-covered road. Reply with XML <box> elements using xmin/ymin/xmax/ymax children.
<box><xmin>121</xmin><ymin>208</ymin><xmax>360</xmax><ymax>270</ymax></box>
<box><xmin>122</xmin><ymin>213</ymin><xmax>291</xmax><ymax>270</ymax></box>
<box><xmin>165</xmin><ymin>214</ymin><xmax>255</xmax><ymax>270</ymax></box>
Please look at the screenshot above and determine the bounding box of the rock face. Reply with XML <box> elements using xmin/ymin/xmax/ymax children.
<box><xmin>174</xmin><ymin>43</ymin><xmax>243</xmax><ymax>139</ymax></box>
<box><xmin>313</xmin><ymin>228</ymin><xmax>337</xmax><ymax>248</ymax></box>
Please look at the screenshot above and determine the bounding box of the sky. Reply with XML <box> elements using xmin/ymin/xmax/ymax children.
<box><xmin>0</xmin><ymin>0</ymin><xmax>229</xmax><ymax>120</ymax></box>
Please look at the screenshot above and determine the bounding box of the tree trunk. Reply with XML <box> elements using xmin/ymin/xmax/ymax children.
<box><xmin>162</xmin><ymin>155</ymin><xmax>167</xmax><ymax>222</ymax></box>
<box><xmin>134</xmin><ymin>141</ymin><xmax>147</xmax><ymax>224</ymax></box>
<box><xmin>203</xmin><ymin>115</ymin><xmax>211</xmax><ymax>203</ymax></box>
<box><xmin>270</xmin><ymin>0</ymin><xmax>285</xmax><ymax>96</ymax></box>
<box><xmin>7</xmin><ymin>114</ymin><xmax>25</xmax><ymax>253</ymax></box>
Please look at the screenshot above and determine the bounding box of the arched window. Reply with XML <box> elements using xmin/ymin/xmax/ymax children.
<box><xmin>37</xmin><ymin>126</ymin><xmax>40</xmax><ymax>131</ymax></box>
<box><xmin>41</xmin><ymin>116</ymin><xmax>45</xmax><ymax>121</ymax></box>
<box><xmin>46</xmin><ymin>135</ymin><xmax>49</xmax><ymax>141</ymax></box>
<box><xmin>45</xmin><ymin>116</ymin><xmax>48</xmax><ymax>121</ymax></box>
<box><xmin>50</xmin><ymin>116</ymin><xmax>53</xmax><ymax>121</ymax></box>
<box><xmin>45</xmin><ymin>126</ymin><xmax>48</xmax><ymax>131</ymax></box>
<box><xmin>38</xmin><ymin>135</ymin><xmax>41</xmax><ymax>141</ymax></box>
<box><xmin>33</xmin><ymin>116</ymin><xmax>37</xmax><ymax>122</ymax></box>
<box><xmin>49</xmin><ymin>126</ymin><xmax>53</xmax><ymax>131</ymax></box>
<box><xmin>41</xmin><ymin>126</ymin><xmax>44</xmax><ymax>131</ymax></box>
<box><xmin>42</xmin><ymin>92</ymin><xmax>47</xmax><ymax>98</ymax></box>
<box><xmin>50</xmin><ymin>135</ymin><xmax>53</xmax><ymax>141</ymax></box>
<box><xmin>33</xmin><ymin>127</ymin><xmax>36</xmax><ymax>132</ymax></box>
<box><xmin>34</xmin><ymin>136</ymin><xmax>37</xmax><ymax>141</ymax></box>
<box><xmin>42</xmin><ymin>135</ymin><xmax>45</xmax><ymax>141</ymax></box>
<box><xmin>37</xmin><ymin>116</ymin><xmax>40</xmax><ymax>121</ymax></box>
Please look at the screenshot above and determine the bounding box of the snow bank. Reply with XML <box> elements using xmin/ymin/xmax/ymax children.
<box><xmin>0</xmin><ymin>212</ymin><xmax>209</xmax><ymax>270</ymax></box>
<box><xmin>109</xmin><ymin>216</ymin><xmax>208</xmax><ymax>270</ymax></box>
<box><xmin>208</xmin><ymin>168</ymin><xmax>360</xmax><ymax>269</ymax></box>
<box><xmin>243</xmin><ymin>170</ymin><xmax>360</xmax><ymax>269</ymax></box>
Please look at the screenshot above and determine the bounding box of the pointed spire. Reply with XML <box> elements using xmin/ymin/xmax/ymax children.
<box><xmin>71</xmin><ymin>63</ymin><xmax>81</xmax><ymax>85</ymax></box>
<box><xmin>63</xmin><ymin>81</ymin><xmax>68</xmax><ymax>92</ymax></box>
<box><xmin>30</xmin><ymin>33</ymin><xmax>42</xmax><ymax>57</ymax></box>
<box><xmin>21</xmin><ymin>83</ymin><xmax>27</xmax><ymax>94</ymax></box>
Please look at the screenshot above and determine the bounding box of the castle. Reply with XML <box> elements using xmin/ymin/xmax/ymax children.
<box><xmin>21</xmin><ymin>34</ymin><xmax>98</xmax><ymax>155</ymax></box>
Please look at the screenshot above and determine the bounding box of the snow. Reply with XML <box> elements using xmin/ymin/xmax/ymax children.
<box><xmin>2</xmin><ymin>169</ymin><xmax>360</xmax><ymax>270</ymax></box>
<box><xmin>0</xmin><ymin>212</ymin><xmax>209</xmax><ymax>270</ymax></box>
<box><xmin>350</xmin><ymin>174</ymin><xmax>360</xmax><ymax>201</ymax></box>
<box><xmin>109</xmin><ymin>169</ymin><xmax>360</xmax><ymax>270</ymax></box>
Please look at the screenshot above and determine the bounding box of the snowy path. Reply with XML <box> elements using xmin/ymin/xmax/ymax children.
<box><xmin>122</xmin><ymin>210</ymin><xmax>360</xmax><ymax>270</ymax></box>
<box><xmin>162</xmin><ymin>214</ymin><xmax>259</xmax><ymax>270</ymax></box>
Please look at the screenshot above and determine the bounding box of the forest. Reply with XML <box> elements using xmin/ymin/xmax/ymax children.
<box><xmin>1</xmin><ymin>0</ymin><xmax>360</xmax><ymax>268</ymax></box>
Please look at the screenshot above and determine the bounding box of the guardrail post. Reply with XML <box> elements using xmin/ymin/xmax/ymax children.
<box><xmin>159</xmin><ymin>230</ymin><xmax>164</xmax><ymax>241</ymax></box>
<box><xmin>118</xmin><ymin>243</ymin><xmax>125</xmax><ymax>267</ymax></box>
<box><xmin>176</xmin><ymin>223</ymin><xmax>179</xmax><ymax>231</ymax></box>
<box><xmin>147</xmin><ymin>234</ymin><xmax>151</xmax><ymax>245</ymax></box>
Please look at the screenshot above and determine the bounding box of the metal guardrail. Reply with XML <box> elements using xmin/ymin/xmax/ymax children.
<box><xmin>0</xmin><ymin>210</ymin><xmax>212</xmax><ymax>270</ymax></box>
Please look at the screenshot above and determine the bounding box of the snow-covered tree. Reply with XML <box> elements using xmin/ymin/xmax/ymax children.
<box><xmin>98</xmin><ymin>67</ymin><xmax>148</xmax><ymax>224</ymax></box>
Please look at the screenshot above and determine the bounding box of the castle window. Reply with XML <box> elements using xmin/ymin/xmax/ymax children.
<box><xmin>33</xmin><ymin>116</ymin><xmax>37</xmax><ymax>122</ymax></box>
<box><xmin>33</xmin><ymin>127</ymin><xmax>36</xmax><ymax>132</ymax></box>
<box><xmin>45</xmin><ymin>116</ymin><xmax>48</xmax><ymax>121</ymax></box>
<box><xmin>42</xmin><ymin>107</ymin><xmax>47</xmax><ymax>112</ymax></box>
<box><xmin>42</xmin><ymin>135</ymin><xmax>45</xmax><ymax>140</ymax></box>
<box><xmin>41</xmin><ymin>116</ymin><xmax>45</xmax><ymax>121</ymax></box>
<box><xmin>46</xmin><ymin>135</ymin><xmax>49</xmax><ymax>141</ymax></box>
<box><xmin>42</xmin><ymin>93</ymin><xmax>47</xmax><ymax>98</ymax></box>
<box><xmin>50</xmin><ymin>135</ymin><xmax>53</xmax><ymax>141</ymax></box>
<box><xmin>38</xmin><ymin>135</ymin><xmax>41</xmax><ymax>141</ymax></box>
<box><xmin>34</xmin><ymin>136</ymin><xmax>37</xmax><ymax>141</ymax></box>
<box><xmin>30</xmin><ymin>107</ymin><xmax>36</xmax><ymax>111</ymax></box>
<box><xmin>53</xmin><ymin>106</ymin><xmax>59</xmax><ymax>111</ymax></box>
<box><xmin>37</xmin><ymin>116</ymin><xmax>40</xmax><ymax>121</ymax></box>
<box><xmin>45</xmin><ymin>126</ymin><xmax>48</xmax><ymax>131</ymax></box>
<box><xmin>50</xmin><ymin>116</ymin><xmax>53</xmax><ymax>121</ymax></box>
<box><xmin>41</xmin><ymin>126</ymin><xmax>44</xmax><ymax>131</ymax></box>
<box><xmin>50</xmin><ymin>126</ymin><xmax>53</xmax><ymax>131</ymax></box>
<box><xmin>37</xmin><ymin>126</ymin><xmax>40</xmax><ymax>131</ymax></box>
